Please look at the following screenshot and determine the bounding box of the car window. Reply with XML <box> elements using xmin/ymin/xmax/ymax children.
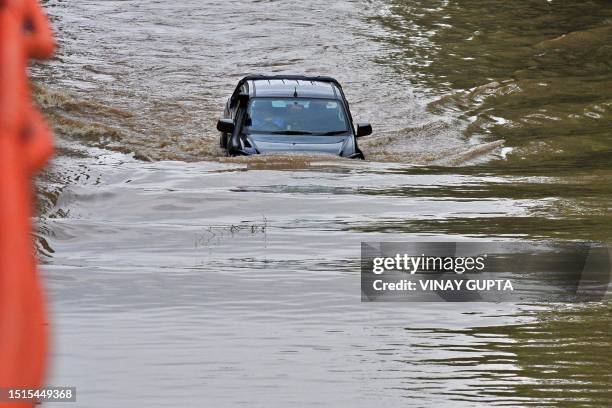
<box><xmin>245</xmin><ymin>98</ymin><xmax>348</xmax><ymax>135</ymax></box>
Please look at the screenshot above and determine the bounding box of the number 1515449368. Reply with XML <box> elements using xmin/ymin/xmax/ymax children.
<box><xmin>0</xmin><ymin>387</ymin><xmax>76</xmax><ymax>402</ymax></box>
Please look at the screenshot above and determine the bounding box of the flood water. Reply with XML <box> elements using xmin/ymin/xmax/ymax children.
<box><xmin>33</xmin><ymin>0</ymin><xmax>611</xmax><ymax>406</ymax></box>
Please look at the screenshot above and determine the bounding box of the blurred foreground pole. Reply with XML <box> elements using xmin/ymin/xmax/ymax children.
<box><xmin>0</xmin><ymin>0</ymin><xmax>54</xmax><ymax>406</ymax></box>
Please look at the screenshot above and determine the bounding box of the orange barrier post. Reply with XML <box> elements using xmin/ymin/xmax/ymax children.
<box><xmin>0</xmin><ymin>0</ymin><xmax>55</xmax><ymax>406</ymax></box>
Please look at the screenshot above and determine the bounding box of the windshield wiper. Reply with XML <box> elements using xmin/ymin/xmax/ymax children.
<box><xmin>269</xmin><ymin>130</ymin><xmax>314</xmax><ymax>135</ymax></box>
<box><xmin>319</xmin><ymin>130</ymin><xmax>348</xmax><ymax>136</ymax></box>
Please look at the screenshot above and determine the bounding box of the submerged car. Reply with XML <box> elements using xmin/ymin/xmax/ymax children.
<box><xmin>217</xmin><ymin>75</ymin><xmax>371</xmax><ymax>159</ymax></box>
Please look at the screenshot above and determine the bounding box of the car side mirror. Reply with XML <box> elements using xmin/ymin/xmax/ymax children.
<box><xmin>217</xmin><ymin>118</ymin><xmax>235</xmax><ymax>133</ymax></box>
<box><xmin>356</xmin><ymin>123</ymin><xmax>372</xmax><ymax>137</ymax></box>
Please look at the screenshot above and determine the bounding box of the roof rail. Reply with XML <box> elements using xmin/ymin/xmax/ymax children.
<box><xmin>230</xmin><ymin>74</ymin><xmax>348</xmax><ymax>107</ymax></box>
<box><xmin>238</xmin><ymin>74</ymin><xmax>343</xmax><ymax>89</ymax></box>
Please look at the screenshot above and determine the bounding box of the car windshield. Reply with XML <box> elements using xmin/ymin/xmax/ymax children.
<box><xmin>245</xmin><ymin>98</ymin><xmax>349</xmax><ymax>135</ymax></box>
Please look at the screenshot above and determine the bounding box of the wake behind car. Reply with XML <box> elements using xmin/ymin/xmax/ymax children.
<box><xmin>217</xmin><ymin>75</ymin><xmax>372</xmax><ymax>159</ymax></box>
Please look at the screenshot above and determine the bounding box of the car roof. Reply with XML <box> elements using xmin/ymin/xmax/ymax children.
<box><xmin>239</xmin><ymin>75</ymin><xmax>344</xmax><ymax>100</ymax></box>
<box><xmin>250</xmin><ymin>79</ymin><xmax>340</xmax><ymax>99</ymax></box>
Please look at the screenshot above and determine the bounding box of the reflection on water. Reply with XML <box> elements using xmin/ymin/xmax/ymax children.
<box><xmin>403</xmin><ymin>304</ymin><xmax>612</xmax><ymax>406</ymax></box>
<box><xmin>41</xmin><ymin>151</ymin><xmax>611</xmax><ymax>407</ymax></box>
<box><xmin>371</xmin><ymin>0</ymin><xmax>612</xmax><ymax>170</ymax></box>
<box><xmin>33</xmin><ymin>0</ymin><xmax>611</xmax><ymax>406</ymax></box>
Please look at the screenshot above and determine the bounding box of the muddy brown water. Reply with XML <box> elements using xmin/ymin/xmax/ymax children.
<box><xmin>33</xmin><ymin>0</ymin><xmax>611</xmax><ymax>406</ymax></box>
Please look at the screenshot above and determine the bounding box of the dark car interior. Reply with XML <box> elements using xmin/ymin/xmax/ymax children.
<box><xmin>246</xmin><ymin>98</ymin><xmax>348</xmax><ymax>134</ymax></box>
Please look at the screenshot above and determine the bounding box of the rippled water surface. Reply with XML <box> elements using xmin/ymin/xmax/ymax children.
<box><xmin>33</xmin><ymin>0</ymin><xmax>611</xmax><ymax>406</ymax></box>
